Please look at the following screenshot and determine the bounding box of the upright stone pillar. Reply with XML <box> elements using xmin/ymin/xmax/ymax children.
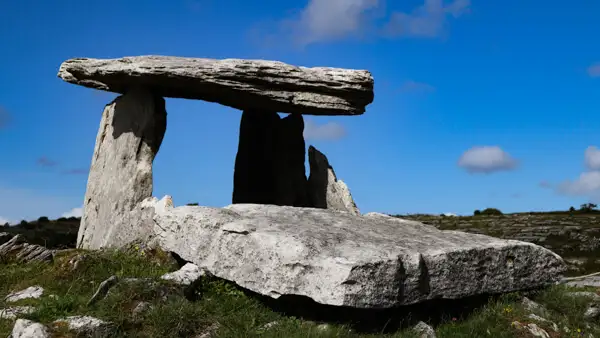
<box><xmin>307</xmin><ymin>145</ymin><xmax>360</xmax><ymax>215</ymax></box>
<box><xmin>274</xmin><ymin>113</ymin><xmax>308</xmax><ymax>207</ymax></box>
<box><xmin>232</xmin><ymin>110</ymin><xmax>280</xmax><ymax>205</ymax></box>
<box><xmin>77</xmin><ymin>88</ymin><xmax>167</xmax><ymax>249</ymax></box>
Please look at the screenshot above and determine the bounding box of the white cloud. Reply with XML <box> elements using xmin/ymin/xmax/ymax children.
<box><xmin>0</xmin><ymin>216</ymin><xmax>10</xmax><ymax>225</ymax></box>
<box><xmin>585</xmin><ymin>146</ymin><xmax>600</xmax><ymax>170</ymax></box>
<box><xmin>588</xmin><ymin>63</ymin><xmax>600</xmax><ymax>78</ymax></box>
<box><xmin>386</xmin><ymin>0</ymin><xmax>470</xmax><ymax>38</ymax></box>
<box><xmin>278</xmin><ymin>0</ymin><xmax>469</xmax><ymax>46</ymax></box>
<box><xmin>442</xmin><ymin>212</ymin><xmax>457</xmax><ymax>216</ymax></box>
<box><xmin>458</xmin><ymin>146</ymin><xmax>518</xmax><ymax>174</ymax></box>
<box><xmin>61</xmin><ymin>207</ymin><xmax>83</xmax><ymax>218</ymax></box>
<box><xmin>558</xmin><ymin>171</ymin><xmax>600</xmax><ymax>196</ymax></box>
<box><xmin>554</xmin><ymin>146</ymin><xmax>600</xmax><ymax>200</ymax></box>
<box><xmin>304</xmin><ymin>119</ymin><xmax>347</xmax><ymax>141</ymax></box>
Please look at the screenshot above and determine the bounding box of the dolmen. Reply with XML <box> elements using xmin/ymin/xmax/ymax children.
<box><xmin>57</xmin><ymin>55</ymin><xmax>566</xmax><ymax>309</ymax></box>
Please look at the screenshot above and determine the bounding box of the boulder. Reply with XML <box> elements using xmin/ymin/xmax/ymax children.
<box><xmin>77</xmin><ymin>88</ymin><xmax>166</xmax><ymax>250</ymax></box>
<box><xmin>10</xmin><ymin>319</ymin><xmax>49</xmax><ymax>338</ymax></box>
<box><xmin>307</xmin><ymin>146</ymin><xmax>360</xmax><ymax>215</ymax></box>
<box><xmin>57</xmin><ymin>56</ymin><xmax>374</xmax><ymax>116</ymax></box>
<box><xmin>5</xmin><ymin>286</ymin><xmax>44</xmax><ymax>303</ymax></box>
<box><xmin>148</xmin><ymin>196</ymin><xmax>566</xmax><ymax>308</ymax></box>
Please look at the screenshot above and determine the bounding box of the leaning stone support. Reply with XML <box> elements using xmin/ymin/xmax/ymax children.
<box><xmin>77</xmin><ymin>88</ymin><xmax>167</xmax><ymax>250</ymax></box>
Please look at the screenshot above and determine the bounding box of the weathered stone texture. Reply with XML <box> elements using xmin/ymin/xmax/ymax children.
<box><xmin>148</xmin><ymin>196</ymin><xmax>566</xmax><ymax>308</ymax></box>
<box><xmin>57</xmin><ymin>56</ymin><xmax>374</xmax><ymax>116</ymax></box>
<box><xmin>274</xmin><ymin>114</ymin><xmax>308</xmax><ymax>207</ymax></box>
<box><xmin>307</xmin><ymin>146</ymin><xmax>360</xmax><ymax>215</ymax></box>
<box><xmin>77</xmin><ymin>88</ymin><xmax>166</xmax><ymax>250</ymax></box>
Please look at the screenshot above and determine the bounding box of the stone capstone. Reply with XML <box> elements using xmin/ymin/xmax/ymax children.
<box><xmin>232</xmin><ymin>111</ymin><xmax>308</xmax><ymax>207</ymax></box>
<box><xmin>147</xmin><ymin>196</ymin><xmax>566</xmax><ymax>308</ymax></box>
<box><xmin>307</xmin><ymin>146</ymin><xmax>360</xmax><ymax>215</ymax></box>
<box><xmin>57</xmin><ymin>56</ymin><xmax>374</xmax><ymax>116</ymax></box>
<box><xmin>77</xmin><ymin>88</ymin><xmax>166</xmax><ymax>250</ymax></box>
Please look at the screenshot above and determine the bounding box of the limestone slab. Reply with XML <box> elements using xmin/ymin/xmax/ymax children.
<box><xmin>148</xmin><ymin>197</ymin><xmax>566</xmax><ymax>308</ymax></box>
<box><xmin>57</xmin><ymin>56</ymin><xmax>374</xmax><ymax>116</ymax></box>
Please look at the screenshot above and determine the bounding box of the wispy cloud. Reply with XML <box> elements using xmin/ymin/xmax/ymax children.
<box><xmin>398</xmin><ymin>80</ymin><xmax>436</xmax><ymax>94</ymax></box>
<box><xmin>36</xmin><ymin>157</ymin><xmax>57</xmax><ymax>167</ymax></box>
<box><xmin>458</xmin><ymin>146</ymin><xmax>518</xmax><ymax>174</ymax></box>
<box><xmin>587</xmin><ymin>63</ymin><xmax>600</xmax><ymax>78</ymax></box>
<box><xmin>304</xmin><ymin>119</ymin><xmax>347</xmax><ymax>141</ymax></box>
<box><xmin>385</xmin><ymin>0</ymin><xmax>470</xmax><ymax>38</ymax></box>
<box><xmin>0</xmin><ymin>216</ymin><xmax>10</xmax><ymax>225</ymax></box>
<box><xmin>538</xmin><ymin>181</ymin><xmax>552</xmax><ymax>189</ymax></box>
<box><xmin>272</xmin><ymin>0</ymin><xmax>469</xmax><ymax>47</ymax></box>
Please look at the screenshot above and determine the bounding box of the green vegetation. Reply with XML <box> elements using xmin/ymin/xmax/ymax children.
<box><xmin>1</xmin><ymin>249</ymin><xmax>599</xmax><ymax>337</ymax></box>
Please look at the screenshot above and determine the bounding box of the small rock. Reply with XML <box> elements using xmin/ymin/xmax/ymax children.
<box><xmin>521</xmin><ymin>297</ymin><xmax>548</xmax><ymax>316</ymax></box>
<box><xmin>585</xmin><ymin>304</ymin><xmax>600</xmax><ymax>319</ymax></box>
<box><xmin>0</xmin><ymin>306</ymin><xmax>35</xmax><ymax>320</ymax></box>
<box><xmin>258</xmin><ymin>321</ymin><xmax>279</xmax><ymax>331</ymax></box>
<box><xmin>5</xmin><ymin>286</ymin><xmax>44</xmax><ymax>303</ymax></box>
<box><xmin>316</xmin><ymin>324</ymin><xmax>331</xmax><ymax>332</ymax></box>
<box><xmin>68</xmin><ymin>253</ymin><xmax>88</xmax><ymax>271</ymax></box>
<box><xmin>87</xmin><ymin>275</ymin><xmax>119</xmax><ymax>305</ymax></box>
<box><xmin>161</xmin><ymin>263</ymin><xmax>206</xmax><ymax>285</ymax></box>
<box><xmin>525</xmin><ymin>323</ymin><xmax>550</xmax><ymax>338</ymax></box>
<box><xmin>132</xmin><ymin>301</ymin><xmax>152</xmax><ymax>318</ymax></box>
<box><xmin>194</xmin><ymin>322</ymin><xmax>220</xmax><ymax>338</ymax></box>
<box><xmin>10</xmin><ymin>319</ymin><xmax>50</xmax><ymax>338</ymax></box>
<box><xmin>527</xmin><ymin>314</ymin><xmax>559</xmax><ymax>332</ymax></box>
<box><xmin>412</xmin><ymin>321</ymin><xmax>436</xmax><ymax>338</ymax></box>
<box><xmin>565</xmin><ymin>275</ymin><xmax>600</xmax><ymax>288</ymax></box>
<box><xmin>567</xmin><ymin>292</ymin><xmax>600</xmax><ymax>302</ymax></box>
<box><xmin>53</xmin><ymin>316</ymin><xmax>112</xmax><ymax>338</ymax></box>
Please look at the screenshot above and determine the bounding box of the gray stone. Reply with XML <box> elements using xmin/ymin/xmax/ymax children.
<box><xmin>5</xmin><ymin>286</ymin><xmax>44</xmax><ymax>303</ymax></box>
<box><xmin>161</xmin><ymin>263</ymin><xmax>207</xmax><ymax>285</ymax></box>
<box><xmin>585</xmin><ymin>304</ymin><xmax>600</xmax><ymax>319</ymax></box>
<box><xmin>57</xmin><ymin>56</ymin><xmax>374</xmax><ymax>116</ymax></box>
<box><xmin>526</xmin><ymin>314</ymin><xmax>559</xmax><ymax>332</ymax></box>
<box><xmin>412</xmin><ymin>321</ymin><xmax>436</xmax><ymax>338</ymax></box>
<box><xmin>53</xmin><ymin>316</ymin><xmax>112</xmax><ymax>338</ymax></box>
<box><xmin>0</xmin><ymin>235</ymin><xmax>54</xmax><ymax>263</ymax></box>
<box><xmin>563</xmin><ymin>274</ymin><xmax>600</xmax><ymax>288</ymax></box>
<box><xmin>148</xmin><ymin>196</ymin><xmax>566</xmax><ymax>308</ymax></box>
<box><xmin>10</xmin><ymin>319</ymin><xmax>49</xmax><ymax>338</ymax></box>
<box><xmin>77</xmin><ymin>88</ymin><xmax>166</xmax><ymax>250</ymax></box>
<box><xmin>521</xmin><ymin>297</ymin><xmax>549</xmax><ymax>317</ymax></box>
<box><xmin>307</xmin><ymin>146</ymin><xmax>359</xmax><ymax>215</ymax></box>
<box><xmin>0</xmin><ymin>306</ymin><xmax>35</xmax><ymax>320</ymax></box>
<box><xmin>87</xmin><ymin>275</ymin><xmax>119</xmax><ymax>305</ymax></box>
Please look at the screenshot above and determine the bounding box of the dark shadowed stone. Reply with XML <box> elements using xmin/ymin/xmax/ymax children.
<box><xmin>274</xmin><ymin>114</ymin><xmax>309</xmax><ymax>207</ymax></box>
<box><xmin>232</xmin><ymin>110</ymin><xmax>280</xmax><ymax>205</ymax></box>
<box><xmin>307</xmin><ymin>146</ymin><xmax>360</xmax><ymax>215</ymax></box>
<box><xmin>77</xmin><ymin>88</ymin><xmax>166</xmax><ymax>250</ymax></box>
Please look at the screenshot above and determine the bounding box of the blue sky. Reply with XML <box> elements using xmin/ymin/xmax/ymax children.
<box><xmin>1</xmin><ymin>0</ymin><xmax>600</xmax><ymax>223</ymax></box>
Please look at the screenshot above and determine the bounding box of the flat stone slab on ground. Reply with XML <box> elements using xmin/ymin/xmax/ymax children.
<box><xmin>149</xmin><ymin>196</ymin><xmax>566</xmax><ymax>308</ymax></box>
<box><xmin>57</xmin><ymin>56</ymin><xmax>374</xmax><ymax>116</ymax></box>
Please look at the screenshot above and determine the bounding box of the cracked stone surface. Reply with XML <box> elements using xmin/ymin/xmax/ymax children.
<box><xmin>146</xmin><ymin>196</ymin><xmax>566</xmax><ymax>308</ymax></box>
<box><xmin>57</xmin><ymin>56</ymin><xmax>374</xmax><ymax>116</ymax></box>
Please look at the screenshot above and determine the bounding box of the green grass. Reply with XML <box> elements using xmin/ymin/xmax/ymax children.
<box><xmin>1</xmin><ymin>248</ymin><xmax>600</xmax><ymax>337</ymax></box>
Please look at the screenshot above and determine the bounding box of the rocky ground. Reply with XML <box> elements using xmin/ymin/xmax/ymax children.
<box><xmin>1</xmin><ymin>238</ymin><xmax>600</xmax><ymax>338</ymax></box>
<box><xmin>398</xmin><ymin>212</ymin><xmax>600</xmax><ymax>276</ymax></box>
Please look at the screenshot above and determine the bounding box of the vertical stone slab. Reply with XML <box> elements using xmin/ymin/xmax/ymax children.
<box><xmin>77</xmin><ymin>88</ymin><xmax>167</xmax><ymax>249</ymax></box>
<box><xmin>232</xmin><ymin>110</ymin><xmax>280</xmax><ymax>205</ymax></box>
<box><xmin>274</xmin><ymin>114</ymin><xmax>309</xmax><ymax>207</ymax></box>
<box><xmin>307</xmin><ymin>145</ymin><xmax>360</xmax><ymax>215</ymax></box>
